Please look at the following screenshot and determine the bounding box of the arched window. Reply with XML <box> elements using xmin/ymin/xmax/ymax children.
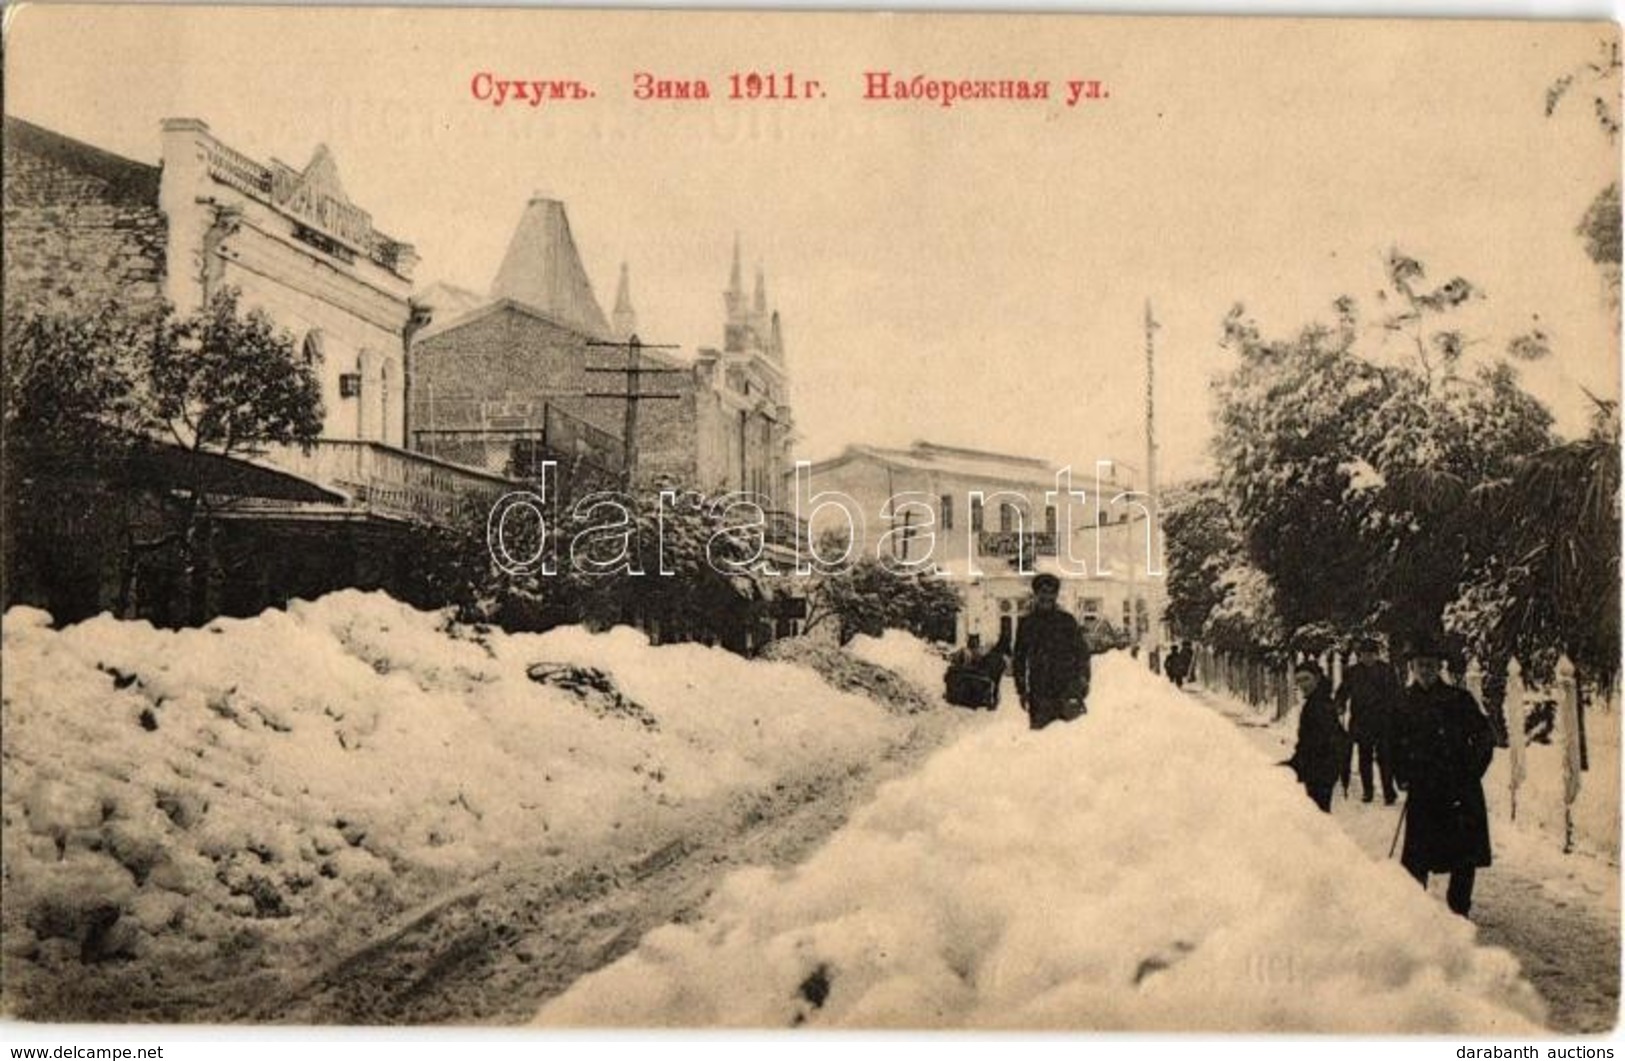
<box><xmin>381</xmin><ymin>355</ymin><xmax>402</xmax><ymax>446</ymax></box>
<box><xmin>301</xmin><ymin>330</ymin><xmax>325</xmax><ymax>366</ymax></box>
<box><xmin>358</xmin><ymin>349</ymin><xmax>384</xmax><ymax>441</ymax></box>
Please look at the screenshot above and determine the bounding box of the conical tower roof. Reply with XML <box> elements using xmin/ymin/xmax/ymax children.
<box><xmin>490</xmin><ymin>194</ymin><xmax>611</xmax><ymax>337</ymax></box>
<box><xmin>611</xmin><ymin>261</ymin><xmax>638</xmax><ymax>340</ymax></box>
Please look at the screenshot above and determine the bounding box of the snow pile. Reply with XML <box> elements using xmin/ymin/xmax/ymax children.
<box><xmin>845</xmin><ymin>630</ymin><xmax>952</xmax><ymax>702</ymax></box>
<box><xmin>1</xmin><ymin>592</ymin><xmax>908</xmax><ymax>1008</ymax></box>
<box><xmin>757</xmin><ymin>635</ymin><xmax>934</xmax><ymax>714</ymax></box>
<box><xmin>536</xmin><ymin>656</ymin><xmax>1546</xmax><ymax>1033</ymax></box>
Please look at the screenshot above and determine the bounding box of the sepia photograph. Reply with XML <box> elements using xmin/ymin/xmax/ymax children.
<box><xmin>1</xmin><ymin>3</ymin><xmax>1620</xmax><ymax>1041</ymax></box>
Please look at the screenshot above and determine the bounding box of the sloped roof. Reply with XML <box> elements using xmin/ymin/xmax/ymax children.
<box><xmin>415</xmin><ymin>298</ymin><xmax>689</xmax><ymax>372</ymax></box>
<box><xmin>415</xmin><ymin>280</ymin><xmax>488</xmax><ymax>325</ymax></box>
<box><xmin>802</xmin><ymin>440</ymin><xmax>1061</xmax><ymax>489</ymax></box>
<box><xmin>489</xmin><ymin>196</ymin><xmax>611</xmax><ymax>338</ymax></box>
<box><xmin>3</xmin><ymin>115</ymin><xmax>160</xmax><ymax>203</ymax></box>
<box><xmin>801</xmin><ymin>440</ymin><xmax>1136</xmax><ymax>493</ymax></box>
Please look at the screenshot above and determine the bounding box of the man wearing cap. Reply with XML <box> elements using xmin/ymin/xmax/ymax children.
<box><xmin>1334</xmin><ymin>638</ymin><xmax>1403</xmax><ymax>804</ymax></box>
<box><xmin>1012</xmin><ymin>573</ymin><xmax>1092</xmax><ymax>730</ymax></box>
<box><xmin>1391</xmin><ymin>636</ymin><xmax>1496</xmax><ymax>918</ymax></box>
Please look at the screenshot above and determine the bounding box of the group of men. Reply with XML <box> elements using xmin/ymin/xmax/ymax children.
<box><xmin>1287</xmin><ymin>636</ymin><xmax>1497</xmax><ymax>918</ymax></box>
<box><xmin>1162</xmin><ymin>641</ymin><xmax>1196</xmax><ymax>688</ymax></box>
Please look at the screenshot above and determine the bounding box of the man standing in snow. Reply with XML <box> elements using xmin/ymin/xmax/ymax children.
<box><xmin>1391</xmin><ymin>637</ymin><xmax>1496</xmax><ymax>918</ymax></box>
<box><xmin>1012</xmin><ymin>573</ymin><xmax>1091</xmax><ymax>730</ymax></box>
<box><xmin>1164</xmin><ymin>643</ymin><xmax>1190</xmax><ymax>688</ymax></box>
<box><xmin>1334</xmin><ymin>638</ymin><xmax>1403</xmax><ymax>805</ymax></box>
<box><xmin>1285</xmin><ymin>660</ymin><xmax>1348</xmax><ymax>813</ymax></box>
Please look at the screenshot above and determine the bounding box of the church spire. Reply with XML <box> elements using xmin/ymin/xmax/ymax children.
<box><xmin>752</xmin><ymin>262</ymin><xmax>768</xmax><ymax>318</ymax></box>
<box><xmin>611</xmin><ymin>261</ymin><xmax>637</xmax><ymax>340</ymax></box>
<box><xmin>725</xmin><ymin>232</ymin><xmax>745</xmax><ymax>316</ymax></box>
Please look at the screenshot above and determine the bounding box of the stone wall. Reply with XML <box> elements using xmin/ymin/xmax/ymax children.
<box><xmin>412</xmin><ymin>303</ymin><xmax>702</xmax><ymax>489</ymax></box>
<box><xmin>2</xmin><ymin>118</ymin><xmax>166</xmax><ymax>323</ymax></box>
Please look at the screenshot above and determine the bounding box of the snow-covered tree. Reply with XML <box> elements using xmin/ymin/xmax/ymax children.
<box><xmin>801</xmin><ymin>534</ymin><xmax>962</xmax><ymax>646</ymax></box>
<box><xmin>1160</xmin><ymin>481</ymin><xmax>1243</xmax><ymax>641</ymax></box>
<box><xmin>1448</xmin><ymin>399</ymin><xmax>1621</xmax><ymax>687</ymax></box>
<box><xmin>1201</xmin><ymin>562</ymin><xmax>1285</xmax><ymax>655</ymax></box>
<box><xmin>1212</xmin><ymin>255</ymin><xmax>1556</xmax><ymax>650</ymax></box>
<box><xmin>1547</xmin><ymin>37</ymin><xmax>1621</xmax><ymax>307</ymax></box>
<box><xmin>3</xmin><ymin>291</ymin><xmax>324</xmax><ymax>623</ymax></box>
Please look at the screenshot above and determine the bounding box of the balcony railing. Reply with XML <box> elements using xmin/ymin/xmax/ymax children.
<box><xmin>978</xmin><ymin>530</ymin><xmax>1058</xmax><ymax>559</ymax></box>
<box><xmin>250</xmin><ymin>440</ymin><xmax>518</xmax><ymax>527</ymax></box>
<box><xmin>763</xmin><ymin>509</ymin><xmax>807</xmax><ymax>553</ymax></box>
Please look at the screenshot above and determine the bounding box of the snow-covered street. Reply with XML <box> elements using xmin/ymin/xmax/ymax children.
<box><xmin>4</xmin><ymin>596</ymin><xmax>1614</xmax><ymax>1033</ymax></box>
<box><xmin>534</xmin><ymin>655</ymin><xmax>1555</xmax><ymax>1033</ymax></box>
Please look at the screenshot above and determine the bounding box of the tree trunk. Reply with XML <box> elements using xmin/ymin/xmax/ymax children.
<box><xmin>186</xmin><ymin>512</ymin><xmax>214</xmax><ymax>626</ymax></box>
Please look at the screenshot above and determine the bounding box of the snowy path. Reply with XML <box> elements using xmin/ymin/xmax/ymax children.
<box><xmin>1187</xmin><ymin>683</ymin><xmax>1620</xmax><ymax>1034</ymax></box>
<box><xmin>233</xmin><ymin>707</ymin><xmax>981</xmax><ymax>1024</ymax></box>
<box><xmin>530</xmin><ymin>656</ymin><xmax>1549</xmax><ymax>1032</ymax></box>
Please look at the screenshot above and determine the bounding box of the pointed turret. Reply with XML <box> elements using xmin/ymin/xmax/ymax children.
<box><xmin>611</xmin><ymin>261</ymin><xmax>638</xmax><ymax>340</ymax></box>
<box><xmin>724</xmin><ymin>232</ymin><xmax>745</xmax><ymax>321</ymax></box>
<box><xmin>490</xmin><ymin>194</ymin><xmax>611</xmax><ymax>337</ymax></box>
<box><xmin>752</xmin><ymin>263</ymin><xmax>768</xmax><ymax>318</ymax></box>
<box><xmin>724</xmin><ymin>234</ymin><xmax>750</xmax><ymax>353</ymax></box>
<box><xmin>770</xmin><ymin>310</ymin><xmax>784</xmax><ymax>363</ymax></box>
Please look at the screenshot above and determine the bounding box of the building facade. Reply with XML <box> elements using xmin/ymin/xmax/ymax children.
<box><xmin>3</xmin><ymin>116</ymin><xmax>511</xmax><ymax>624</ymax></box>
<box><xmin>790</xmin><ymin>441</ymin><xmax>1158</xmax><ymax>648</ymax></box>
<box><xmin>412</xmin><ymin>202</ymin><xmax>796</xmax><ymax>502</ymax></box>
<box><xmin>692</xmin><ymin>236</ymin><xmax>796</xmax><ymax>501</ymax></box>
<box><xmin>157</xmin><ymin>118</ymin><xmax>420</xmax><ymax>446</ymax></box>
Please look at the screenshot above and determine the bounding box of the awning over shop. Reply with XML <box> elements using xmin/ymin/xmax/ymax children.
<box><xmin>17</xmin><ymin>433</ymin><xmax>345</xmax><ymax>505</ymax></box>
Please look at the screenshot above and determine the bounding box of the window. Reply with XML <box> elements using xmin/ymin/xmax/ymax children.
<box><xmin>971</xmin><ymin>496</ymin><xmax>984</xmax><ymax>532</ymax></box>
<box><xmin>1045</xmin><ymin>504</ymin><xmax>1058</xmax><ymax>536</ymax></box>
<box><xmin>999</xmin><ymin>502</ymin><xmax>1019</xmax><ymax>533</ymax></box>
<box><xmin>940</xmin><ymin>495</ymin><xmax>954</xmax><ymax>530</ymax></box>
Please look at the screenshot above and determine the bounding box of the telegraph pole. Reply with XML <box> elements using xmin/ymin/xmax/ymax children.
<box><xmin>585</xmin><ymin>334</ymin><xmax>682</xmax><ymax>486</ymax></box>
<box><xmin>1144</xmin><ymin>300</ymin><xmax>1164</xmax><ymax>655</ymax></box>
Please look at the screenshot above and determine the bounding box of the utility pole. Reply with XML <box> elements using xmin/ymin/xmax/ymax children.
<box><xmin>1144</xmin><ymin>299</ymin><xmax>1164</xmax><ymax>655</ymax></box>
<box><xmin>585</xmin><ymin>334</ymin><xmax>682</xmax><ymax>487</ymax></box>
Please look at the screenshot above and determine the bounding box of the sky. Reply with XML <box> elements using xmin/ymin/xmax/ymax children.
<box><xmin>5</xmin><ymin>6</ymin><xmax>1619</xmax><ymax>482</ymax></box>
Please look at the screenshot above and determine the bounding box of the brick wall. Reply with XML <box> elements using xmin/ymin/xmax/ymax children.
<box><xmin>412</xmin><ymin>302</ymin><xmax>702</xmax><ymax>488</ymax></box>
<box><xmin>2</xmin><ymin>119</ymin><xmax>166</xmax><ymax>323</ymax></box>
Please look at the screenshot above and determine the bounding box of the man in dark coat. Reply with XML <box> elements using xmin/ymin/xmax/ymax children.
<box><xmin>1285</xmin><ymin>660</ymin><xmax>1349</xmax><ymax>813</ymax></box>
<box><xmin>1164</xmin><ymin>643</ymin><xmax>1190</xmax><ymax>688</ymax></box>
<box><xmin>1012</xmin><ymin>573</ymin><xmax>1091</xmax><ymax>730</ymax></box>
<box><xmin>1391</xmin><ymin>638</ymin><xmax>1496</xmax><ymax>918</ymax></box>
<box><xmin>1334</xmin><ymin>638</ymin><xmax>1403</xmax><ymax>805</ymax></box>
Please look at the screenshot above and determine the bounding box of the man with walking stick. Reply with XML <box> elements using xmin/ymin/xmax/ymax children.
<box><xmin>1390</xmin><ymin>636</ymin><xmax>1497</xmax><ymax>918</ymax></box>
